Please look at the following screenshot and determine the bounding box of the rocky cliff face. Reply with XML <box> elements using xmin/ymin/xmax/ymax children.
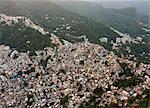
<box><xmin>0</xmin><ymin>42</ymin><xmax>149</xmax><ymax>107</ymax></box>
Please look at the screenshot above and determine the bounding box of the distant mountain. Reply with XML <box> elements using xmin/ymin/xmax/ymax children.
<box><xmin>56</xmin><ymin>1</ymin><xmax>148</xmax><ymax>36</ymax></box>
<box><xmin>111</xmin><ymin>7</ymin><xmax>138</xmax><ymax>18</ymax></box>
<box><xmin>97</xmin><ymin>1</ymin><xmax>150</xmax><ymax>16</ymax></box>
<box><xmin>111</xmin><ymin>7</ymin><xmax>149</xmax><ymax>24</ymax></box>
<box><xmin>0</xmin><ymin>0</ymin><xmax>119</xmax><ymax>51</ymax></box>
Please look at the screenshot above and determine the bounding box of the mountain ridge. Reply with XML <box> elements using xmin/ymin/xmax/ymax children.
<box><xmin>56</xmin><ymin>1</ymin><xmax>148</xmax><ymax>35</ymax></box>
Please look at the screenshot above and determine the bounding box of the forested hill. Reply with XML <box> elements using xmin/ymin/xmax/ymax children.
<box><xmin>0</xmin><ymin>0</ymin><xmax>119</xmax><ymax>51</ymax></box>
<box><xmin>56</xmin><ymin>1</ymin><xmax>149</xmax><ymax>36</ymax></box>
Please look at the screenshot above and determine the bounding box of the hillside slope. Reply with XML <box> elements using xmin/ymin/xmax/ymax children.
<box><xmin>0</xmin><ymin>43</ymin><xmax>149</xmax><ymax>107</ymax></box>
<box><xmin>56</xmin><ymin>1</ymin><xmax>148</xmax><ymax>36</ymax></box>
<box><xmin>0</xmin><ymin>14</ymin><xmax>53</xmax><ymax>52</ymax></box>
<box><xmin>0</xmin><ymin>1</ymin><xmax>118</xmax><ymax>47</ymax></box>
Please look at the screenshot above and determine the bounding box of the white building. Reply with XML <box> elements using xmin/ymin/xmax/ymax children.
<box><xmin>136</xmin><ymin>37</ymin><xmax>142</xmax><ymax>42</ymax></box>
<box><xmin>99</xmin><ymin>37</ymin><xmax>108</xmax><ymax>43</ymax></box>
<box><xmin>116</xmin><ymin>38</ymin><xmax>121</xmax><ymax>44</ymax></box>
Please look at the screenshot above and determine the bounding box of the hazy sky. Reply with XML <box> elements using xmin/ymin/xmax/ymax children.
<box><xmin>56</xmin><ymin>0</ymin><xmax>147</xmax><ymax>1</ymax></box>
<box><xmin>4</xmin><ymin>0</ymin><xmax>149</xmax><ymax>1</ymax></box>
<box><xmin>83</xmin><ymin>0</ymin><xmax>148</xmax><ymax>1</ymax></box>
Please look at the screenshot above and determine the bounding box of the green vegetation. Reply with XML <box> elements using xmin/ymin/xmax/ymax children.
<box><xmin>40</xmin><ymin>56</ymin><xmax>51</xmax><ymax>69</ymax></box>
<box><xmin>119</xmin><ymin>63</ymin><xmax>134</xmax><ymax>77</ymax></box>
<box><xmin>113</xmin><ymin>76</ymin><xmax>143</xmax><ymax>88</ymax></box>
<box><xmin>108</xmin><ymin>102</ymin><xmax>119</xmax><ymax>108</ymax></box>
<box><xmin>126</xmin><ymin>36</ymin><xmax>150</xmax><ymax>64</ymax></box>
<box><xmin>137</xmin><ymin>54</ymin><xmax>150</xmax><ymax>64</ymax></box>
<box><xmin>57</xmin><ymin>1</ymin><xmax>148</xmax><ymax>36</ymax></box>
<box><xmin>114</xmin><ymin>35</ymin><xmax>150</xmax><ymax>64</ymax></box>
<box><xmin>128</xmin><ymin>43</ymin><xmax>150</xmax><ymax>57</ymax></box>
<box><xmin>99</xmin><ymin>42</ymin><xmax>112</xmax><ymax>51</ymax></box>
<box><xmin>93</xmin><ymin>87</ymin><xmax>104</xmax><ymax>96</ymax></box>
<box><xmin>79</xmin><ymin>87</ymin><xmax>104</xmax><ymax>108</ymax></box>
<box><xmin>29</xmin><ymin>51</ymin><xmax>37</xmax><ymax>57</ymax></box>
<box><xmin>0</xmin><ymin>0</ymin><xmax>119</xmax><ymax>52</ymax></box>
<box><xmin>60</xmin><ymin>95</ymin><xmax>69</xmax><ymax>107</ymax></box>
<box><xmin>113</xmin><ymin>63</ymin><xmax>143</xmax><ymax>88</ymax></box>
<box><xmin>127</xmin><ymin>89</ymin><xmax>150</xmax><ymax>108</ymax></box>
<box><xmin>79</xmin><ymin>96</ymin><xmax>98</xmax><ymax>108</ymax></box>
<box><xmin>0</xmin><ymin>22</ymin><xmax>53</xmax><ymax>52</ymax></box>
